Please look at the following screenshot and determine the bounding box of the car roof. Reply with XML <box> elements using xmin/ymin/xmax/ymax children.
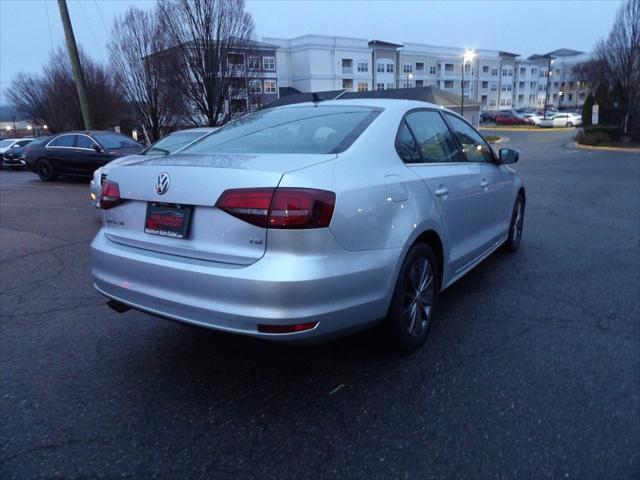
<box><xmin>273</xmin><ymin>98</ymin><xmax>457</xmax><ymax>115</ymax></box>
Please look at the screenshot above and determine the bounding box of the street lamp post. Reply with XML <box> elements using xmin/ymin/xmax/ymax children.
<box><xmin>544</xmin><ymin>57</ymin><xmax>554</xmax><ymax>118</ymax></box>
<box><xmin>461</xmin><ymin>50</ymin><xmax>475</xmax><ymax>117</ymax></box>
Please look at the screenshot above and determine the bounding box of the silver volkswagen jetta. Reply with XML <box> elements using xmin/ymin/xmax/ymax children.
<box><xmin>91</xmin><ymin>99</ymin><xmax>525</xmax><ymax>351</ymax></box>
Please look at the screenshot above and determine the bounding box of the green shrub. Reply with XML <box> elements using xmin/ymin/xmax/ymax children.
<box><xmin>584</xmin><ymin>125</ymin><xmax>622</xmax><ymax>141</ymax></box>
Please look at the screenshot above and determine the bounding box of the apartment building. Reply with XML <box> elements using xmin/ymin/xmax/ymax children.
<box><xmin>265</xmin><ymin>35</ymin><xmax>590</xmax><ymax>112</ymax></box>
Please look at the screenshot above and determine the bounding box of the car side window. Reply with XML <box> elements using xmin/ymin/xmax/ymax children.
<box><xmin>395</xmin><ymin>120</ymin><xmax>421</xmax><ymax>164</ymax></box>
<box><xmin>76</xmin><ymin>135</ymin><xmax>95</xmax><ymax>149</ymax></box>
<box><xmin>405</xmin><ymin>110</ymin><xmax>462</xmax><ymax>163</ymax></box>
<box><xmin>445</xmin><ymin>114</ymin><xmax>495</xmax><ymax>163</ymax></box>
<box><xmin>49</xmin><ymin>135</ymin><xmax>75</xmax><ymax>148</ymax></box>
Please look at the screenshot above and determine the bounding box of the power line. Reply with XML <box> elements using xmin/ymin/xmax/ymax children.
<box><xmin>44</xmin><ymin>0</ymin><xmax>55</xmax><ymax>53</ymax></box>
<box><xmin>77</xmin><ymin>0</ymin><xmax>105</xmax><ymax>63</ymax></box>
<box><xmin>93</xmin><ymin>0</ymin><xmax>109</xmax><ymax>36</ymax></box>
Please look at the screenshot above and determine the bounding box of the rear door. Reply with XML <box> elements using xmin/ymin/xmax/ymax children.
<box><xmin>444</xmin><ymin>113</ymin><xmax>513</xmax><ymax>250</ymax></box>
<box><xmin>398</xmin><ymin>109</ymin><xmax>487</xmax><ymax>273</ymax></box>
<box><xmin>75</xmin><ymin>134</ymin><xmax>112</xmax><ymax>173</ymax></box>
<box><xmin>45</xmin><ymin>134</ymin><xmax>76</xmax><ymax>171</ymax></box>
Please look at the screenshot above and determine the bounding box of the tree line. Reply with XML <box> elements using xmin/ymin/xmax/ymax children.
<box><xmin>7</xmin><ymin>0</ymin><xmax>257</xmax><ymax>142</ymax></box>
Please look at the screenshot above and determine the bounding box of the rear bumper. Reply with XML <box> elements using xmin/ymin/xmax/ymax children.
<box><xmin>91</xmin><ymin>230</ymin><xmax>401</xmax><ymax>343</ymax></box>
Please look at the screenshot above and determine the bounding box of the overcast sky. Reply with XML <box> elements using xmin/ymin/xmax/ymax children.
<box><xmin>0</xmin><ymin>0</ymin><xmax>622</xmax><ymax>104</ymax></box>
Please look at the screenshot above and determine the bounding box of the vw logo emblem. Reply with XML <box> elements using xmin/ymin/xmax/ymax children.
<box><xmin>155</xmin><ymin>172</ymin><xmax>170</xmax><ymax>195</ymax></box>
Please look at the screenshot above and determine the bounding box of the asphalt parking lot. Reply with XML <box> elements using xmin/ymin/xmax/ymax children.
<box><xmin>1</xmin><ymin>129</ymin><xmax>639</xmax><ymax>479</ymax></box>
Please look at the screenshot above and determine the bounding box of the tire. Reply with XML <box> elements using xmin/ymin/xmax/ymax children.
<box><xmin>383</xmin><ymin>243</ymin><xmax>440</xmax><ymax>353</ymax></box>
<box><xmin>566</xmin><ymin>122</ymin><xmax>573</xmax><ymax>127</ymax></box>
<box><xmin>501</xmin><ymin>193</ymin><xmax>525</xmax><ymax>253</ymax></box>
<box><xmin>35</xmin><ymin>158</ymin><xmax>58</xmax><ymax>182</ymax></box>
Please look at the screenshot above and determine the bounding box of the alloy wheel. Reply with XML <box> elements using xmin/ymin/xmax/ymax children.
<box><xmin>403</xmin><ymin>257</ymin><xmax>435</xmax><ymax>337</ymax></box>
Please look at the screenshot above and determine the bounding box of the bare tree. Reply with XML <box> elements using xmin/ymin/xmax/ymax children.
<box><xmin>7</xmin><ymin>47</ymin><xmax>125</xmax><ymax>132</ymax></box>
<box><xmin>592</xmin><ymin>0</ymin><xmax>640</xmax><ymax>133</ymax></box>
<box><xmin>157</xmin><ymin>0</ymin><xmax>257</xmax><ymax>126</ymax></box>
<box><xmin>109</xmin><ymin>6</ymin><xmax>185</xmax><ymax>142</ymax></box>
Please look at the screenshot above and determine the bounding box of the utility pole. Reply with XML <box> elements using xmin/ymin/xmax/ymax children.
<box><xmin>57</xmin><ymin>0</ymin><xmax>93</xmax><ymax>130</ymax></box>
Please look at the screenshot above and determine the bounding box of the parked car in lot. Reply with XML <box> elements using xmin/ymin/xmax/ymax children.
<box><xmin>2</xmin><ymin>137</ymin><xmax>48</xmax><ymax>169</ymax></box>
<box><xmin>90</xmin><ymin>127</ymin><xmax>216</xmax><ymax>207</ymax></box>
<box><xmin>480</xmin><ymin>112</ymin><xmax>496</xmax><ymax>123</ymax></box>
<box><xmin>92</xmin><ymin>99</ymin><xmax>525</xmax><ymax>351</ymax></box>
<box><xmin>25</xmin><ymin>131</ymin><xmax>143</xmax><ymax>181</ymax></box>
<box><xmin>522</xmin><ymin>113</ymin><xmax>543</xmax><ymax>125</ymax></box>
<box><xmin>495</xmin><ymin>111</ymin><xmax>532</xmax><ymax>126</ymax></box>
<box><xmin>539</xmin><ymin>112</ymin><xmax>582</xmax><ymax>128</ymax></box>
<box><xmin>0</xmin><ymin>138</ymin><xmax>33</xmax><ymax>165</ymax></box>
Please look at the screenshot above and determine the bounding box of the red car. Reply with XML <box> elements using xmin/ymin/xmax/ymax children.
<box><xmin>495</xmin><ymin>112</ymin><xmax>532</xmax><ymax>126</ymax></box>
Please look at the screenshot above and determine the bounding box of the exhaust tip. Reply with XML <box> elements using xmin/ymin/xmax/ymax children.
<box><xmin>106</xmin><ymin>300</ymin><xmax>131</xmax><ymax>314</ymax></box>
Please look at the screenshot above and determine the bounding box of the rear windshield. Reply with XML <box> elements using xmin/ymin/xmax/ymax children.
<box><xmin>144</xmin><ymin>131</ymin><xmax>207</xmax><ymax>156</ymax></box>
<box><xmin>93</xmin><ymin>132</ymin><xmax>142</xmax><ymax>149</ymax></box>
<box><xmin>182</xmin><ymin>106</ymin><xmax>381</xmax><ymax>155</ymax></box>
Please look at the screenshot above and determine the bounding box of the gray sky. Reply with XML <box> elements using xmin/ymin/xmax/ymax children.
<box><xmin>0</xmin><ymin>0</ymin><xmax>622</xmax><ymax>104</ymax></box>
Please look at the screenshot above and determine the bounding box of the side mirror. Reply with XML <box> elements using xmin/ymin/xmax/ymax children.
<box><xmin>92</xmin><ymin>144</ymin><xmax>102</xmax><ymax>153</ymax></box>
<box><xmin>499</xmin><ymin>148</ymin><xmax>519</xmax><ymax>164</ymax></box>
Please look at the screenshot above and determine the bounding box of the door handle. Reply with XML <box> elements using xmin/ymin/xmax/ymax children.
<box><xmin>480</xmin><ymin>179</ymin><xmax>489</xmax><ymax>190</ymax></box>
<box><xmin>434</xmin><ymin>186</ymin><xmax>448</xmax><ymax>197</ymax></box>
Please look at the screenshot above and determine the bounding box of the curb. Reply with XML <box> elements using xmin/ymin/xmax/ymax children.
<box><xmin>489</xmin><ymin>136</ymin><xmax>508</xmax><ymax>145</ymax></box>
<box><xmin>572</xmin><ymin>142</ymin><xmax>640</xmax><ymax>154</ymax></box>
<box><xmin>480</xmin><ymin>127</ymin><xmax>575</xmax><ymax>133</ymax></box>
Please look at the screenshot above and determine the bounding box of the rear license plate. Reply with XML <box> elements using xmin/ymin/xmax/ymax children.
<box><xmin>144</xmin><ymin>203</ymin><xmax>193</xmax><ymax>239</ymax></box>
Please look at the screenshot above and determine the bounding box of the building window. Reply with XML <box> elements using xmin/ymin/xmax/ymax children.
<box><xmin>491</xmin><ymin>68</ymin><xmax>498</xmax><ymax>76</ymax></box>
<box><xmin>386</xmin><ymin>63</ymin><xmax>394</xmax><ymax>73</ymax></box>
<box><xmin>357</xmin><ymin>82</ymin><xmax>368</xmax><ymax>92</ymax></box>
<box><xmin>531</xmin><ymin>68</ymin><xmax>537</xmax><ymax>75</ymax></box>
<box><xmin>342</xmin><ymin>79</ymin><xmax>353</xmax><ymax>90</ymax></box>
<box><xmin>249</xmin><ymin>80</ymin><xmax>262</xmax><ymax>94</ymax></box>
<box><xmin>519</xmin><ymin>82</ymin><xmax>525</xmax><ymax>89</ymax></box>
<box><xmin>490</xmin><ymin>83</ymin><xmax>497</xmax><ymax>91</ymax></box>
<box><xmin>429</xmin><ymin>65</ymin><xmax>436</xmax><ymax>75</ymax></box>
<box><xmin>229</xmin><ymin>99</ymin><xmax>246</xmax><ymax>114</ymax></box>
<box><xmin>482</xmin><ymin>81</ymin><xmax>488</xmax><ymax>89</ymax></box>
<box><xmin>376</xmin><ymin>82</ymin><xmax>384</xmax><ymax>90</ymax></box>
<box><xmin>481</xmin><ymin>95</ymin><xmax>487</xmax><ymax>105</ymax></box>
<box><xmin>444</xmin><ymin>63</ymin><xmax>454</xmax><ymax>72</ymax></box>
<box><xmin>416</xmin><ymin>80</ymin><xmax>423</xmax><ymax>87</ymax></box>
<box><xmin>416</xmin><ymin>62</ymin><xmax>424</xmax><ymax>72</ymax></box>
<box><xmin>489</xmin><ymin>99</ymin><xmax>496</xmax><ymax>106</ymax></box>
<box><xmin>554</xmin><ymin>82</ymin><xmax>559</xmax><ymax>88</ymax></box>
<box><xmin>568</xmin><ymin>93</ymin><xmax>573</xmax><ymax>101</ymax></box>
<box><xmin>228</xmin><ymin>53</ymin><xmax>244</xmax><ymax>65</ymax></box>
<box><xmin>357</xmin><ymin>61</ymin><xmax>368</xmax><ymax>73</ymax></box>
<box><xmin>530</xmin><ymin>82</ymin><xmax>536</xmax><ymax>89</ymax></box>
<box><xmin>507</xmin><ymin>84</ymin><xmax>512</xmax><ymax>91</ymax></box>
<box><xmin>464</xmin><ymin>64</ymin><xmax>471</xmax><ymax>72</ymax></box>
<box><xmin>377</xmin><ymin>62</ymin><xmax>384</xmax><ymax>73</ymax></box>
<box><xmin>518</xmin><ymin>94</ymin><xmax>524</xmax><ymax>102</ymax></box>
<box><xmin>519</xmin><ymin>67</ymin><xmax>526</xmax><ymax>75</ymax></box>
<box><xmin>386</xmin><ymin>82</ymin><xmax>394</xmax><ymax>90</ymax></box>
<box><xmin>502</xmin><ymin>68</ymin><xmax>508</xmax><ymax>76</ymax></box>
<box><xmin>262</xmin><ymin>56</ymin><xmax>275</xmax><ymax>71</ymax></box>
<box><xmin>403</xmin><ymin>63</ymin><xmax>413</xmax><ymax>74</ymax></box>
<box><xmin>248</xmin><ymin>56</ymin><xmax>260</xmax><ymax>69</ymax></box>
<box><xmin>401</xmin><ymin>81</ymin><xmax>413</xmax><ymax>88</ymax></box>
<box><xmin>342</xmin><ymin>59</ymin><xmax>353</xmax><ymax>74</ymax></box>
<box><xmin>444</xmin><ymin>80</ymin><xmax>453</xmax><ymax>88</ymax></box>
<box><xmin>482</xmin><ymin>65</ymin><xmax>489</xmax><ymax>73</ymax></box>
<box><xmin>264</xmin><ymin>80</ymin><xmax>276</xmax><ymax>94</ymax></box>
<box><xmin>538</xmin><ymin>84</ymin><xmax>545</xmax><ymax>91</ymax></box>
<box><xmin>539</xmin><ymin>70</ymin><xmax>546</xmax><ymax>77</ymax></box>
<box><xmin>508</xmin><ymin>69</ymin><xmax>513</xmax><ymax>76</ymax></box>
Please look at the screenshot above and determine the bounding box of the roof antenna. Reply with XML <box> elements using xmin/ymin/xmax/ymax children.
<box><xmin>312</xmin><ymin>92</ymin><xmax>322</xmax><ymax>105</ymax></box>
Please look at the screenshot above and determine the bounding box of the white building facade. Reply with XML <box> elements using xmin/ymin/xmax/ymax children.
<box><xmin>264</xmin><ymin>35</ymin><xmax>590</xmax><ymax>112</ymax></box>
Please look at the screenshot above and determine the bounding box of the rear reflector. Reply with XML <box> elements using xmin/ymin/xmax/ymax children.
<box><xmin>257</xmin><ymin>322</ymin><xmax>318</xmax><ymax>334</ymax></box>
<box><xmin>100</xmin><ymin>179</ymin><xmax>123</xmax><ymax>210</ymax></box>
<box><xmin>216</xmin><ymin>188</ymin><xmax>335</xmax><ymax>229</ymax></box>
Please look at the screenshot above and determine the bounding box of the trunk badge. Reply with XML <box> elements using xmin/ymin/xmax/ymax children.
<box><xmin>155</xmin><ymin>172</ymin><xmax>170</xmax><ymax>195</ymax></box>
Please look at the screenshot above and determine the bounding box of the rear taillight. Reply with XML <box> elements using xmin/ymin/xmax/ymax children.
<box><xmin>216</xmin><ymin>188</ymin><xmax>335</xmax><ymax>229</ymax></box>
<box><xmin>100</xmin><ymin>179</ymin><xmax>123</xmax><ymax>209</ymax></box>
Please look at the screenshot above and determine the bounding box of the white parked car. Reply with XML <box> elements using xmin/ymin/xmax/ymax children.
<box><xmin>90</xmin><ymin>128</ymin><xmax>216</xmax><ymax>207</ymax></box>
<box><xmin>0</xmin><ymin>138</ymin><xmax>33</xmax><ymax>155</ymax></box>
<box><xmin>522</xmin><ymin>113</ymin><xmax>543</xmax><ymax>125</ymax></box>
<box><xmin>540</xmin><ymin>112</ymin><xmax>582</xmax><ymax>128</ymax></box>
<box><xmin>91</xmin><ymin>99</ymin><xmax>525</xmax><ymax>351</ymax></box>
